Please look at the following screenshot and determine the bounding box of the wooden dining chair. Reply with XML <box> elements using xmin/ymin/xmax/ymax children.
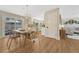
<box><xmin>30</xmin><ymin>31</ymin><xmax>40</xmax><ymax>51</ymax></box>
<box><xmin>30</xmin><ymin>31</ymin><xmax>40</xmax><ymax>43</ymax></box>
<box><xmin>7</xmin><ymin>31</ymin><xmax>20</xmax><ymax>50</ymax></box>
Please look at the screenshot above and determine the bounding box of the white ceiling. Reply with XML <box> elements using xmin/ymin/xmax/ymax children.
<box><xmin>0</xmin><ymin>5</ymin><xmax>27</xmax><ymax>16</ymax></box>
<box><xmin>0</xmin><ymin>5</ymin><xmax>79</xmax><ymax>20</ymax></box>
<box><xmin>28</xmin><ymin>5</ymin><xmax>79</xmax><ymax>20</ymax></box>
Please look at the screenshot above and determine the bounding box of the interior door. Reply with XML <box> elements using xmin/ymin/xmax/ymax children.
<box><xmin>44</xmin><ymin>8</ymin><xmax>60</xmax><ymax>40</ymax></box>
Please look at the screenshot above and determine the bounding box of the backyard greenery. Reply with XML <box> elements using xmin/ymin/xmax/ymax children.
<box><xmin>64</xmin><ymin>19</ymin><xmax>79</xmax><ymax>24</ymax></box>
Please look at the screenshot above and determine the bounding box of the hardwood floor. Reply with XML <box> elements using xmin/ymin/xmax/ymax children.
<box><xmin>0</xmin><ymin>35</ymin><xmax>79</xmax><ymax>53</ymax></box>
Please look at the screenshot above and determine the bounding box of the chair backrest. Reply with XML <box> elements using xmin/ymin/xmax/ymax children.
<box><xmin>31</xmin><ymin>31</ymin><xmax>40</xmax><ymax>39</ymax></box>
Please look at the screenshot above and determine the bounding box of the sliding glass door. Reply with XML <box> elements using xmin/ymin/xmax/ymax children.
<box><xmin>5</xmin><ymin>17</ymin><xmax>22</xmax><ymax>35</ymax></box>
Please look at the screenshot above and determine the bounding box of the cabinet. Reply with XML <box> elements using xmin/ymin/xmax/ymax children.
<box><xmin>44</xmin><ymin>8</ymin><xmax>60</xmax><ymax>40</ymax></box>
<box><xmin>59</xmin><ymin>28</ymin><xmax>66</xmax><ymax>39</ymax></box>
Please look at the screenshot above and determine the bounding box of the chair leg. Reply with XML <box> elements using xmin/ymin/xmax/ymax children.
<box><xmin>17</xmin><ymin>37</ymin><xmax>20</xmax><ymax>48</ymax></box>
<box><xmin>13</xmin><ymin>38</ymin><xmax>18</xmax><ymax>48</ymax></box>
<box><xmin>8</xmin><ymin>38</ymin><xmax>13</xmax><ymax>49</ymax></box>
<box><xmin>14</xmin><ymin>38</ymin><xmax>18</xmax><ymax>44</ymax></box>
<box><xmin>7</xmin><ymin>37</ymin><xmax>10</xmax><ymax>48</ymax></box>
<box><xmin>23</xmin><ymin>36</ymin><xmax>26</xmax><ymax>48</ymax></box>
<box><xmin>19</xmin><ymin>37</ymin><xmax>22</xmax><ymax>48</ymax></box>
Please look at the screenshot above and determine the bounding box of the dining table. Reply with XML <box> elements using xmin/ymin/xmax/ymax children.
<box><xmin>13</xmin><ymin>29</ymin><xmax>32</xmax><ymax>48</ymax></box>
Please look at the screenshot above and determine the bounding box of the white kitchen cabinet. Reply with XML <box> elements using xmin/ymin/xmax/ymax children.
<box><xmin>44</xmin><ymin>8</ymin><xmax>60</xmax><ymax>40</ymax></box>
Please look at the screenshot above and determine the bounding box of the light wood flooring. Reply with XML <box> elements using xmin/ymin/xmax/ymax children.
<box><xmin>0</xmin><ymin>35</ymin><xmax>79</xmax><ymax>53</ymax></box>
